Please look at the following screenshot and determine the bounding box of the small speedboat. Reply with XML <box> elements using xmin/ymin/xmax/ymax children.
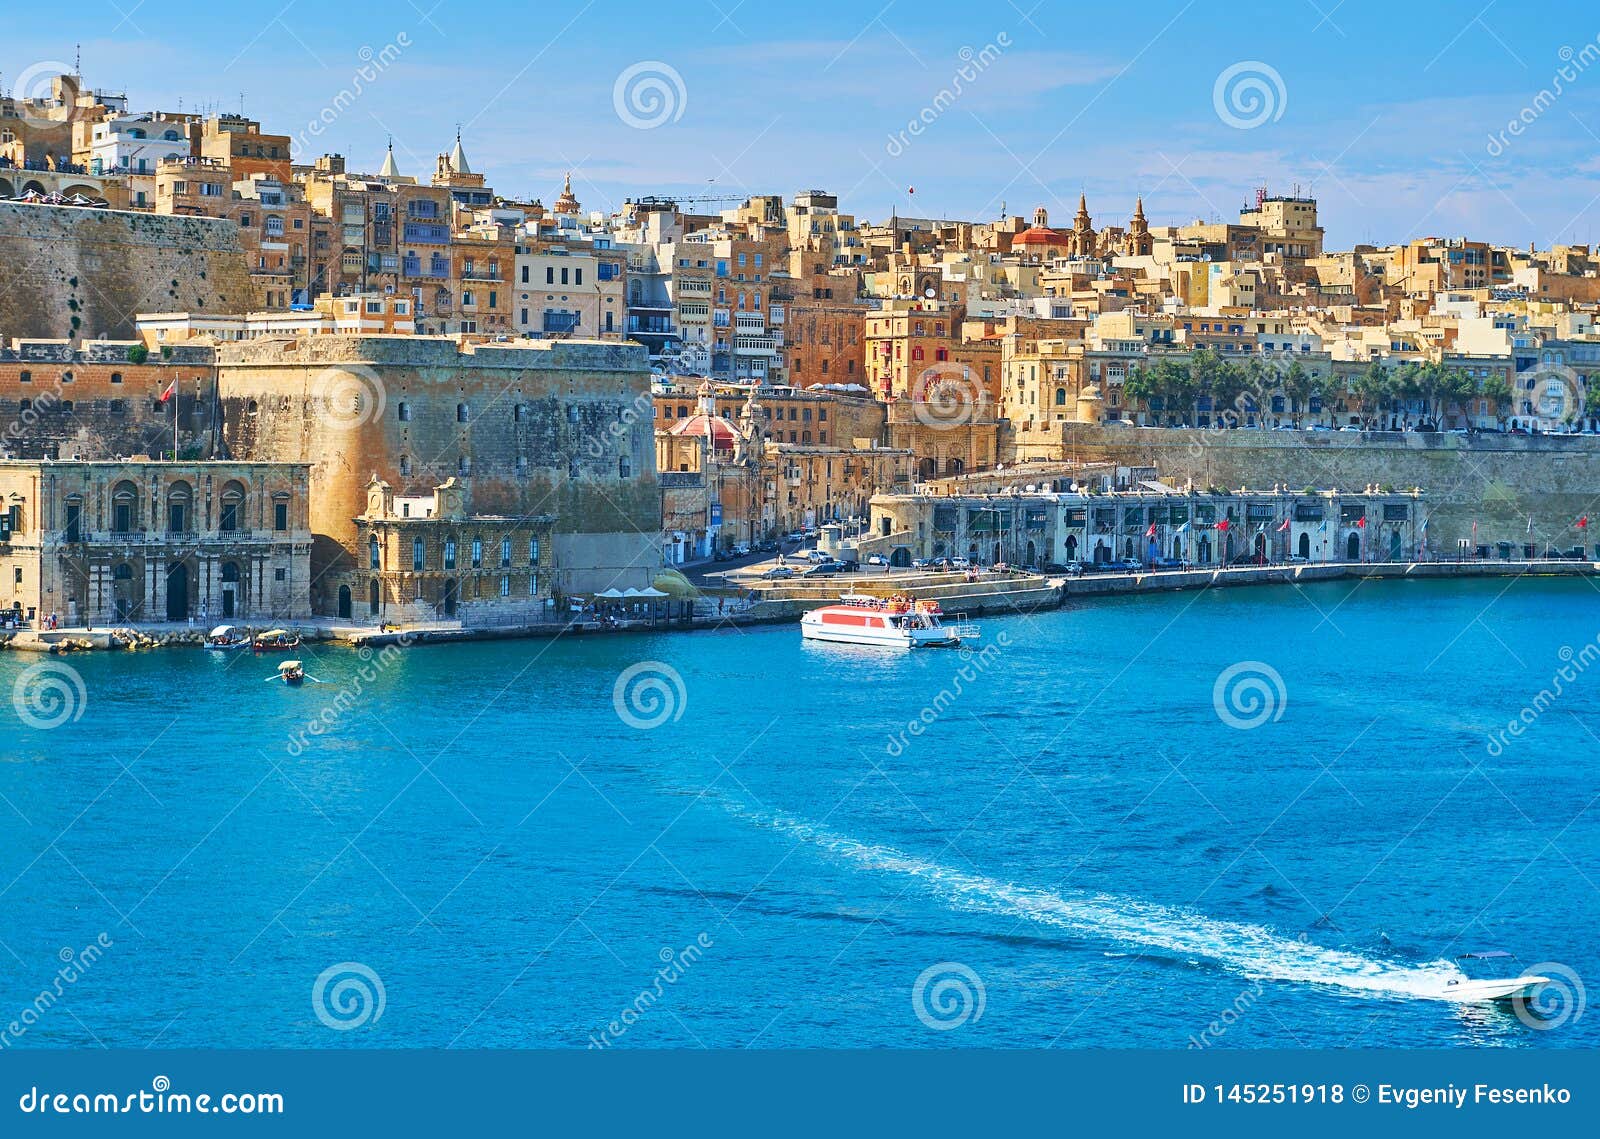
<box><xmin>253</xmin><ymin>628</ymin><xmax>301</xmax><ymax>653</ymax></box>
<box><xmin>1441</xmin><ymin>951</ymin><xmax>1549</xmax><ymax>1003</ymax></box>
<box><xmin>205</xmin><ymin>624</ymin><xmax>249</xmax><ymax>650</ymax></box>
<box><xmin>277</xmin><ymin>660</ymin><xmax>305</xmax><ymax>686</ymax></box>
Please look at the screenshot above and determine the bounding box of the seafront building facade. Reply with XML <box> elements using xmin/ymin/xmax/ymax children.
<box><xmin>0</xmin><ymin>459</ymin><xmax>311</xmax><ymax>626</ymax></box>
<box><xmin>865</xmin><ymin>483</ymin><xmax>1423</xmax><ymax>569</ymax></box>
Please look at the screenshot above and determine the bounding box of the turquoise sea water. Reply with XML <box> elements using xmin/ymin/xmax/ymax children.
<box><xmin>0</xmin><ymin>578</ymin><xmax>1595</xmax><ymax>1048</ymax></box>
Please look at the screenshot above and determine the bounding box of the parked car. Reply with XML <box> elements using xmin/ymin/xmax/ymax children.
<box><xmin>1151</xmin><ymin>556</ymin><xmax>1192</xmax><ymax>570</ymax></box>
<box><xmin>732</xmin><ymin>542</ymin><xmax>751</xmax><ymax>556</ymax></box>
<box><xmin>865</xmin><ymin>554</ymin><xmax>888</xmax><ymax>566</ymax></box>
<box><xmin>761</xmin><ymin>566</ymin><xmax>796</xmax><ymax>579</ymax></box>
<box><xmin>802</xmin><ymin>561</ymin><xmax>844</xmax><ymax>576</ymax></box>
<box><xmin>948</xmin><ymin>556</ymin><xmax>971</xmax><ymax>569</ymax></box>
<box><xmin>911</xmin><ymin>558</ymin><xmax>932</xmax><ymax>569</ymax></box>
<box><xmin>1117</xmin><ymin>557</ymin><xmax>1144</xmax><ymax>571</ymax></box>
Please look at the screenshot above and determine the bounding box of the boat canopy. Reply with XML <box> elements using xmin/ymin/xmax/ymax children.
<box><xmin>209</xmin><ymin>625</ymin><xmax>235</xmax><ymax>638</ymax></box>
<box><xmin>278</xmin><ymin>660</ymin><xmax>302</xmax><ymax>671</ymax></box>
<box><xmin>257</xmin><ymin>629</ymin><xmax>289</xmax><ymax>638</ymax></box>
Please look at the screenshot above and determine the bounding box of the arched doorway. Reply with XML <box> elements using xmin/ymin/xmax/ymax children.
<box><xmin>220</xmin><ymin>561</ymin><xmax>239</xmax><ymax>617</ymax></box>
<box><xmin>918</xmin><ymin>457</ymin><xmax>937</xmax><ymax>479</ymax></box>
<box><xmin>1198</xmin><ymin>536</ymin><xmax>1212</xmax><ymax>564</ymax></box>
<box><xmin>1025</xmin><ymin>540</ymin><xmax>1037</xmax><ymax>566</ymax></box>
<box><xmin>992</xmin><ymin>542</ymin><xmax>1001</xmax><ymax>565</ymax></box>
<box><xmin>1253</xmin><ymin>533</ymin><xmax>1266</xmax><ymax>563</ymax></box>
<box><xmin>165</xmin><ymin>562</ymin><xmax>189</xmax><ymax>622</ymax></box>
<box><xmin>1124</xmin><ymin>538</ymin><xmax>1135</xmax><ymax>558</ymax></box>
<box><xmin>890</xmin><ymin>547</ymin><xmax>911</xmax><ymax>568</ymax></box>
<box><xmin>441</xmin><ymin>578</ymin><xmax>458</xmax><ymax>618</ymax></box>
<box><xmin>1389</xmin><ymin>530</ymin><xmax>1402</xmax><ymax>561</ymax></box>
<box><xmin>338</xmin><ymin>585</ymin><xmax>353</xmax><ymax>619</ymax></box>
<box><xmin>1065</xmin><ymin>534</ymin><xmax>1078</xmax><ymax>561</ymax></box>
<box><xmin>1172</xmin><ymin>536</ymin><xmax>1183</xmax><ymax>559</ymax></box>
<box><xmin>1094</xmin><ymin>539</ymin><xmax>1110</xmax><ymax>564</ymax></box>
<box><xmin>368</xmin><ymin>579</ymin><xmax>381</xmax><ymax>616</ymax></box>
<box><xmin>1346</xmin><ymin>532</ymin><xmax>1361</xmax><ymax>561</ymax></box>
<box><xmin>1297</xmin><ymin>532</ymin><xmax>1311</xmax><ymax>560</ymax></box>
<box><xmin>967</xmin><ymin>542</ymin><xmax>979</xmax><ymax>563</ymax></box>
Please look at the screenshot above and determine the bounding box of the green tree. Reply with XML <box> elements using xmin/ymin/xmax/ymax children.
<box><xmin>1311</xmin><ymin>371</ymin><xmax>1346</xmax><ymax>425</ymax></box>
<box><xmin>1354</xmin><ymin>362</ymin><xmax>1392</xmax><ymax>427</ymax></box>
<box><xmin>1282</xmin><ymin>360</ymin><xmax>1313</xmax><ymax>426</ymax></box>
<box><xmin>1483</xmin><ymin>373</ymin><xmax>1513</xmax><ymax>428</ymax></box>
<box><xmin>1438</xmin><ymin>366</ymin><xmax>1478</xmax><ymax>431</ymax></box>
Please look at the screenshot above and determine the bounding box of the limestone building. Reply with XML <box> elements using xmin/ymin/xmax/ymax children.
<box><xmin>0</xmin><ymin>458</ymin><xmax>311</xmax><ymax>626</ymax></box>
<box><xmin>215</xmin><ymin>335</ymin><xmax>659</xmax><ymax>609</ymax></box>
<box><xmin>353</xmin><ymin>476</ymin><xmax>555</xmax><ymax>625</ymax></box>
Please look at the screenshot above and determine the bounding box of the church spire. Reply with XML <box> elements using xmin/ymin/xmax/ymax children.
<box><xmin>449</xmin><ymin>126</ymin><xmax>471</xmax><ymax>175</ymax></box>
<box><xmin>379</xmin><ymin>137</ymin><xmax>399</xmax><ymax>179</ymax></box>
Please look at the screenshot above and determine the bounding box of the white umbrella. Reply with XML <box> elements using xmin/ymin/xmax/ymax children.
<box><xmin>635</xmin><ymin>587</ymin><xmax>669</xmax><ymax>598</ymax></box>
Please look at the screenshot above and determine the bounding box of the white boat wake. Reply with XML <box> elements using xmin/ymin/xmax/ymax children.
<box><xmin>722</xmin><ymin>799</ymin><xmax>1470</xmax><ymax>1001</ymax></box>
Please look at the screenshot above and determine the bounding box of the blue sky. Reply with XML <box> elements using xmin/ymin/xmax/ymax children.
<box><xmin>9</xmin><ymin>0</ymin><xmax>1600</xmax><ymax>248</ymax></box>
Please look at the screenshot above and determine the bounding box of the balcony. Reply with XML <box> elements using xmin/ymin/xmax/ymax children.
<box><xmin>734</xmin><ymin>335</ymin><xmax>779</xmax><ymax>355</ymax></box>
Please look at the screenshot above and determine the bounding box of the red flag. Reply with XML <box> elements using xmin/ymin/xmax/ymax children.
<box><xmin>1216</xmin><ymin>518</ymin><xmax>1230</xmax><ymax>532</ymax></box>
<box><xmin>1356</xmin><ymin>516</ymin><xmax>1367</xmax><ymax>529</ymax></box>
<box><xmin>158</xmin><ymin>380</ymin><xmax>175</xmax><ymax>403</ymax></box>
<box><xmin>1145</xmin><ymin>522</ymin><xmax>1156</xmax><ymax>538</ymax></box>
<box><xmin>1579</xmin><ymin>516</ymin><xmax>1589</xmax><ymax>529</ymax></box>
<box><xmin>1276</xmin><ymin>518</ymin><xmax>1291</xmax><ymax>532</ymax></box>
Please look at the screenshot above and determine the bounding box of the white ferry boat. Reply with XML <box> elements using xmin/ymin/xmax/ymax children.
<box><xmin>801</xmin><ymin>594</ymin><xmax>975</xmax><ymax>649</ymax></box>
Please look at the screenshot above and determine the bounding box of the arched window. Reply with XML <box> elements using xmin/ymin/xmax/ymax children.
<box><xmin>457</xmin><ymin>402</ymin><xmax>469</xmax><ymax>422</ymax></box>
<box><xmin>412</xmin><ymin>537</ymin><xmax>425</xmax><ymax>572</ymax></box>
<box><xmin>165</xmin><ymin>480</ymin><xmax>192</xmax><ymax>532</ymax></box>
<box><xmin>111</xmin><ymin>480</ymin><xmax>139</xmax><ymax>533</ymax></box>
<box><xmin>219</xmin><ymin>481</ymin><xmax>246</xmax><ymax>532</ymax></box>
<box><xmin>1055</xmin><ymin>388</ymin><xmax>1067</xmax><ymax>406</ymax></box>
<box><xmin>618</xmin><ymin>456</ymin><xmax>631</xmax><ymax>478</ymax></box>
<box><xmin>369</xmin><ymin>535</ymin><xmax>381</xmax><ymax>569</ymax></box>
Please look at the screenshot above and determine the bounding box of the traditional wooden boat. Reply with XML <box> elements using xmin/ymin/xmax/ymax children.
<box><xmin>252</xmin><ymin>629</ymin><xmax>302</xmax><ymax>653</ymax></box>
<box><xmin>205</xmin><ymin>624</ymin><xmax>250</xmax><ymax>650</ymax></box>
<box><xmin>277</xmin><ymin>660</ymin><xmax>305</xmax><ymax>686</ymax></box>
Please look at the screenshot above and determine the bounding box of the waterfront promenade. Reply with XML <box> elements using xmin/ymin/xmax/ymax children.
<box><xmin>3</xmin><ymin>558</ymin><xmax>1595</xmax><ymax>652</ymax></box>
